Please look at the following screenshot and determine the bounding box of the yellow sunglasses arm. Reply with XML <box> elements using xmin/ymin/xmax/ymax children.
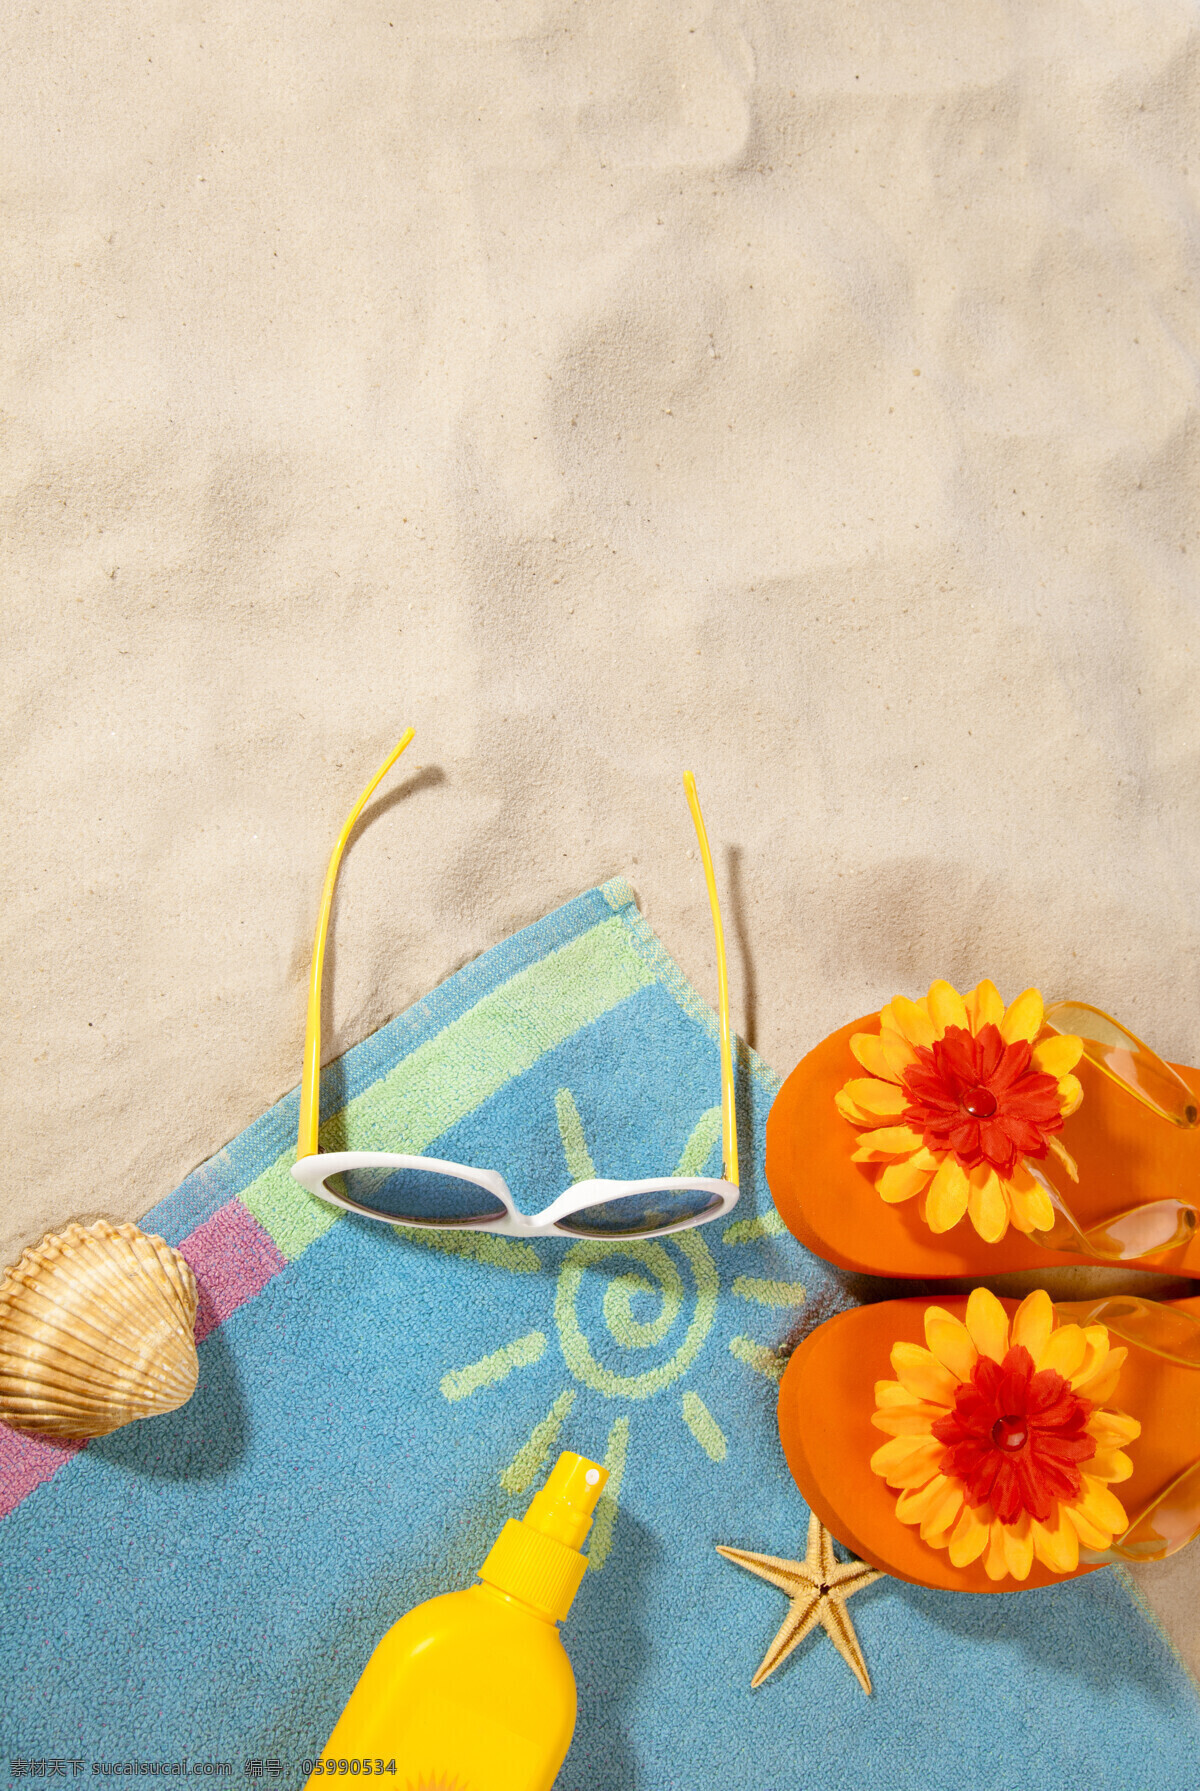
<box><xmin>297</xmin><ymin>729</ymin><xmax>416</xmax><ymax>1159</ymax></box>
<box><xmin>683</xmin><ymin>772</ymin><xmax>739</xmax><ymax>1188</ymax></box>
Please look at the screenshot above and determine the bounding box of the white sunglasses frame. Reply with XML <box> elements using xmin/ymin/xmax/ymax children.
<box><xmin>290</xmin><ymin>730</ymin><xmax>740</xmax><ymax>1239</ymax></box>
<box><xmin>291</xmin><ymin>1152</ymin><xmax>738</xmax><ymax>1240</ymax></box>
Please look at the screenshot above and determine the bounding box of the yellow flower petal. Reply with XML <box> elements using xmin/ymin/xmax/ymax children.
<box><xmin>1000</xmin><ymin>988</ymin><xmax>1045</xmax><ymax>1045</ymax></box>
<box><xmin>1047</xmin><ymin>1134</ymin><xmax>1079</xmax><ymax>1181</ymax></box>
<box><xmin>1075</xmin><ymin>1476</ymin><xmax>1128</xmax><ymax>1535</ymax></box>
<box><xmin>1032</xmin><ymin>1034</ymin><xmax>1084</xmax><ymax>1077</ymax></box>
<box><xmin>840</xmin><ymin>1077</ymin><xmax>909</xmax><ymax>1121</ymax></box>
<box><xmin>877</xmin><ymin>1160</ymin><xmax>934</xmax><ymax>1205</ymax></box>
<box><xmin>1063</xmin><ymin>1500</ymin><xmax>1112</xmax><ymax>1550</ymax></box>
<box><xmin>850</xmin><ymin>1031</ymin><xmax>901</xmax><ymax>1083</ymax></box>
<box><xmin>834</xmin><ymin>1088</ymin><xmax>871</xmax><ymax>1125</ymax></box>
<box><xmin>871</xmin><ymin>1406</ymin><xmax>942</xmax><ymax>1436</ymax></box>
<box><xmin>1002</xmin><ymin>1514</ymin><xmax>1035</xmax><ymax>1582</ymax></box>
<box><xmin>873</xmin><ymin>1380</ymin><xmax>953</xmax><ymax>1418</ymax></box>
<box><xmin>1056</xmin><ymin>1073</ymin><xmax>1084</xmax><ymax>1117</ymax></box>
<box><xmin>964</xmin><ymin>978</ymin><xmax>1004</xmax><ymax>1033</ymax></box>
<box><xmin>964</xmin><ymin>1287</ymin><xmax>1010</xmax><ymax>1363</ymax></box>
<box><xmin>895</xmin><ymin>1472</ymin><xmax>954</xmax><ymax>1525</ymax></box>
<box><xmin>927</xmin><ymin>979</ymin><xmax>968</xmax><ymax>1038</ymax></box>
<box><xmin>920</xmin><ymin>1480</ymin><xmax>964</xmax><ymax>1544</ymax></box>
<box><xmin>890</xmin><ymin>1341</ymin><xmax>961</xmax><ymax>1405</ymax></box>
<box><xmin>850</xmin><ymin>1125</ymin><xmax>926</xmax><ymax>1162</ymax></box>
<box><xmin>966</xmin><ymin>1166</ymin><xmax>1009</xmax><ymax>1244</ymax></box>
<box><xmin>890</xmin><ymin>995</ymin><xmax>937</xmax><ymax>1049</ymax></box>
<box><xmin>1068</xmin><ymin>1326</ymin><xmax>1110</xmax><ymax>1391</ymax></box>
<box><xmin>1036</xmin><ymin>1323</ymin><xmax>1087</xmax><ymax>1381</ymax></box>
<box><xmin>1010</xmin><ymin>1289</ymin><xmax>1055</xmax><ymax>1360</ymax></box>
<box><xmin>1086</xmin><ymin>1409</ymin><xmax>1141</xmax><ymax>1449</ymax></box>
<box><xmin>869</xmin><ymin>1433</ymin><xmax>946</xmax><ymax>1489</ymax></box>
<box><xmin>1031</xmin><ymin>1508</ymin><xmax>1079</xmax><ymax>1573</ymax></box>
<box><xmin>925</xmin><ymin>1156</ymin><xmax>970</xmax><ymax>1233</ymax></box>
<box><xmin>984</xmin><ymin>1519</ymin><xmax>1009</xmax><ymax>1581</ymax></box>
<box><xmin>1088</xmin><ymin>1449</ymin><xmax>1134</xmax><ymax>1485</ymax></box>
<box><xmin>873</xmin><ymin>1379</ymin><xmax>919</xmax><ymax>1408</ymax></box>
<box><xmin>879</xmin><ymin>1027</ymin><xmax>919</xmax><ymax>1081</ymax></box>
<box><xmin>923</xmin><ymin>1305</ymin><xmax>978</xmax><ymax>1380</ymax></box>
<box><xmin>948</xmin><ymin>1504</ymin><xmax>990</xmax><ymax>1567</ymax></box>
<box><xmin>1072</xmin><ymin>1344</ymin><xmax>1127</xmax><ymax>1405</ymax></box>
<box><xmin>1005</xmin><ymin>1167</ymin><xmax>1055</xmax><ymax>1235</ymax></box>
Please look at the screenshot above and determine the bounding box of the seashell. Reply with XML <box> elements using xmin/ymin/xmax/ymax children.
<box><xmin>0</xmin><ymin>1220</ymin><xmax>199</xmax><ymax>1438</ymax></box>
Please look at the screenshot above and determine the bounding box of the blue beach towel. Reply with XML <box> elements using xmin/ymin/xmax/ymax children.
<box><xmin>2</xmin><ymin>879</ymin><xmax>1197</xmax><ymax>1788</ymax></box>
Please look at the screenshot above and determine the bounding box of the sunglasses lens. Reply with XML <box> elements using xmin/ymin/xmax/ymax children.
<box><xmin>324</xmin><ymin>1166</ymin><xmax>507</xmax><ymax>1225</ymax></box>
<box><xmin>556</xmin><ymin>1185</ymin><xmax>725</xmax><ymax>1237</ymax></box>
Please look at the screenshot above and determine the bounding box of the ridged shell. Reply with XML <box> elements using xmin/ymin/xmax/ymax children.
<box><xmin>0</xmin><ymin>1220</ymin><xmax>199</xmax><ymax>1438</ymax></box>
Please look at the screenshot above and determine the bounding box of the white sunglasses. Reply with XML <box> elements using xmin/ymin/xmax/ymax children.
<box><xmin>291</xmin><ymin>733</ymin><xmax>740</xmax><ymax>1240</ymax></box>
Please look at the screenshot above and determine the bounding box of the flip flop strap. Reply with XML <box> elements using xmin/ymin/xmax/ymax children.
<box><xmin>1044</xmin><ymin>1000</ymin><xmax>1199</xmax><ymax>1128</ymax></box>
<box><xmin>1021</xmin><ymin>1000</ymin><xmax>1200</xmax><ymax>1261</ymax></box>
<box><xmin>1055</xmin><ymin>1294</ymin><xmax>1200</xmax><ymax>1563</ymax></box>
<box><xmin>1023</xmin><ymin>1160</ymin><xmax>1198</xmax><ymax>1262</ymax></box>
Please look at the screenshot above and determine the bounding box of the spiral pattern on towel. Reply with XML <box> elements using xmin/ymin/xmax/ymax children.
<box><xmin>554</xmin><ymin>1229</ymin><xmax>719</xmax><ymax>1400</ymax></box>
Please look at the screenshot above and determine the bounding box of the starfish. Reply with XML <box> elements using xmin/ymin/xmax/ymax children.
<box><xmin>716</xmin><ymin>1513</ymin><xmax>884</xmax><ymax>1694</ymax></box>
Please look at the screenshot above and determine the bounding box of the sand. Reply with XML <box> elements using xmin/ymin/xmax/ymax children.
<box><xmin>4</xmin><ymin>0</ymin><xmax>1199</xmax><ymax>1667</ymax></box>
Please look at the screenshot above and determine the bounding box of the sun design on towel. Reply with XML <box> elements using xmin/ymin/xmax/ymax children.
<box><xmin>429</xmin><ymin>1089</ymin><xmax>803</xmax><ymax>1569</ymax></box>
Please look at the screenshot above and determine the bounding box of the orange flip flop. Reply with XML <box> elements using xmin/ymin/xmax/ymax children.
<box><xmin>767</xmin><ymin>980</ymin><xmax>1200</xmax><ymax>1279</ymax></box>
<box><xmin>778</xmin><ymin>1287</ymin><xmax>1200</xmax><ymax>1592</ymax></box>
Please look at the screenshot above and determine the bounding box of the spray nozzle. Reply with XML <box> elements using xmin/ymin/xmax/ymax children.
<box><xmin>478</xmin><ymin>1450</ymin><xmax>610</xmax><ymax>1621</ymax></box>
<box><xmin>524</xmin><ymin>1451</ymin><xmax>608</xmax><ymax>1551</ymax></box>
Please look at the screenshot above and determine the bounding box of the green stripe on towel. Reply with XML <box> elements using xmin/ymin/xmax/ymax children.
<box><xmin>241</xmin><ymin>916</ymin><xmax>655</xmax><ymax>1259</ymax></box>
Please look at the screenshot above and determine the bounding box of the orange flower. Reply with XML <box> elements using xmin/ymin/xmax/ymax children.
<box><xmin>835</xmin><ymin>979</ymin><xmax>1085</xmax><ymax>1244</ymax></box>
<box><xmin>869</xmin><ymin>1288</ymin><xmax>1140</xmax><ymax>1582</ymax></box>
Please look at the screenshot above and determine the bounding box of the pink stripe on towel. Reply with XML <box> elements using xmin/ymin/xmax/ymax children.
<box><xmin>177</xmin><ymin>1197</ymin><xmax>287</xmax><ymax>1343</ymax></box>
<box><xmin>0</xmin><ymin>1428</ymin><xmax>82</xmax><ymax>1519</ymax></box>
<box><xmin>0</xmin><ymin>1197</ymin><xmax>286</xmax><ymax>1520</ymax></box>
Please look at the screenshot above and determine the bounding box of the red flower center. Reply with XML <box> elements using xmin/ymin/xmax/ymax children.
<box><xmin>931</xmin><ymin>1344</ymin><xmax>1096</xmax><ymax>1524</ymax></box>
<box><xmin>901</xmin><ymin>1022</ymin><xmax>1064</xmax><ymax>1174</ymax></box>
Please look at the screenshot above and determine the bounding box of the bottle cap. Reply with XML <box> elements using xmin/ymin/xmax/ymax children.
<box><xmin>478</xmin><ymin>1451</ymin><xmax>608</xmax><ymax>1623</ymax></box>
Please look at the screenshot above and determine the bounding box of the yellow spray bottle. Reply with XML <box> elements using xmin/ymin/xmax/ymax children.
<box><xmin>308</xmin><ymin>1451</ymin><xmax>609</xmax><ymax>1791</ymax></box>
